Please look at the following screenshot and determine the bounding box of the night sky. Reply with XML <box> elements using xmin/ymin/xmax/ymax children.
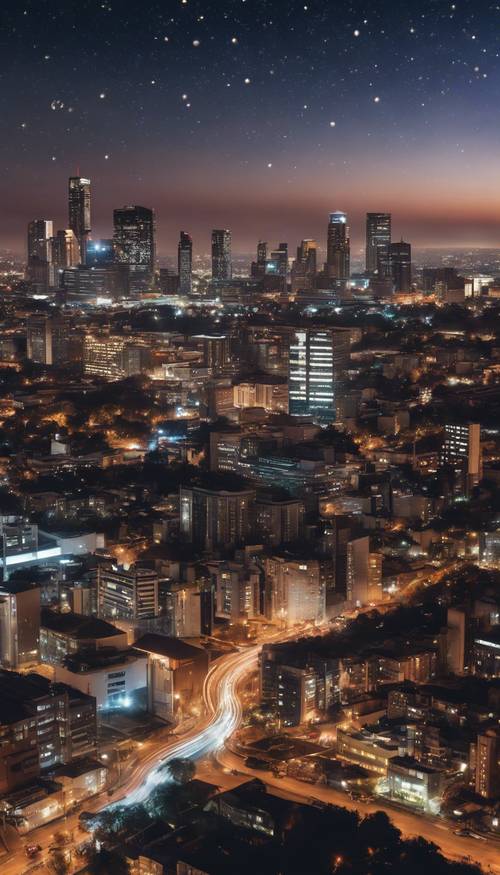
<box><xmin>2</xmin><ymin>0</ymin><xmax>500</xmax><ymax>256</ymax></box>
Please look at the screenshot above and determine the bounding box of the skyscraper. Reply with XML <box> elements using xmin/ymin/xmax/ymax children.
<box><xmin>389</xmin><ymin>239</ymin><xmax>412</xmax><ymax>292</ymax></box>
<box><xmin>251</xmin><ymin>240</ymin><xmax>267</xmax><ymax>278</ymax></box>
<box><xmin>288</xmin><ymin>327</ymin><xmax>350</xmax><ymax>422</ymax></box>
<box><xmin>211</xmin><ymin>229</ymin><xmax>232</xmax><ymax>280</ymax></box>
<box><xmin>27</xmin><ymin>219</ymin><xmax>53</xmax><ymax>264</ymax></box>
<box><xmin>178</xmin><ymin>231</ymin><xmax>193</xmax><ymax>296</ymax></box>
<box><xmin>68</xmin><ymin>176</ymin><xmax>91</xmax><ymax>263</ymax></box>
<box><xmin>51</xmin><ymin>229</ymin><xmax>80</xmax><ymax>271</ymax></box>
<box><xmin>113</xmin><ymin>205</ymin><xmax>156</xmax><ymax>293</ymax></box>
<box><xmin>365</xmin><ymin>212</ymin><xmax>391</xmax><ymax>275</ymax></box>
<box><xmin>326</xmin><ymin>211</ymin><xmax>350</xmax><ymax>282</ymax></box>
<box><xmin>291</xmin><ymin>239</ymin><xmax>317</xmax><ymax>294</ymax></box>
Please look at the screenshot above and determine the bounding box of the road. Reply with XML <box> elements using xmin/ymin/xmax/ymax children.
<box><xmin>7</xmin><ymin>617</ymin><xmax>500</xmax><ymax>874</ymax></box>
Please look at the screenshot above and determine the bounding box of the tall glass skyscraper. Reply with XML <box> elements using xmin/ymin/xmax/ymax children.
<box><xmin>365</xmin><ymin>212</ymin><xmax>391</xmax><ymax>275</ymax></box>
<box><xmin>113</xmin><ymin>205</ymin><xmax>156</xmax><ymax>293</ymax></box>
<box><xmin>68</xmin><ymin>176</ymin><xmax>91</xmax><ymax>264</ymax></box>
<box><xmin>326</xmin><ymin>211</ymin><xmax>350</xmax><ymax>281</ymax></box>
<box><xmin>211</xmin><ymin>229</ymin><xmax>232</xmax><ymax>280</ymax></box>
<box><xmin>288</xmin><ymin>327</ymin><xmax>350</xmax><ymax>423</ymax></box>
<box><xmin>389</xmin><ymin>239</ymin><xmax>412</xmax><ymax>292</ymax></box>
<box><xmin>178</xmin><ymin>231</ymin><xmax>193</xmax><ymax>296</ymax></box>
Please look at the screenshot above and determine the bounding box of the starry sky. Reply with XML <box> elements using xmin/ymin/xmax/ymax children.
<box><xmin>2</xmin><ymin>0</ymin><xmax>500</xmax><ymax>257</ymax></box>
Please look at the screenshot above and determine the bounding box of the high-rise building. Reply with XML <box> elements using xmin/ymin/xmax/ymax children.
<box><xmin>26</xmin><ymin>313</ymin><xmax>73</xmax><ymax>366</ymax></box>
<box><xmin>326</xmin><ymin>211</ymin><xmax>350</xmax><ymax>281</ymax></box>
<box><xmin>113</xmin><ymin>205</ymin><xmax>156</xmax><ymax>292</ymax></box>
<box><xmin>346</xmin><ymin>535</ymin><xmax>370</xmax><ymax>606</ymax></box>
<box><xmin>97</xmin><ymin>564</ymin><xmax>159</xmax><ymax>621</ymax></box>
<box><xmin>211</xmin><ymin>229</ymin><xmax>232</xmax><ymax>280</ymax></box>
<box><xmin>178</xmin><ymin>231</ymin><xmax>193</xmax><ymax>296</ymax></box>
<box><xmin>475</xmin><ymin>729</ymin><xmax>500</xmax><ymax>798</ymax></box>
<box><xmin>291</xmin><ymin>239</ymin><xmax>317</xmax><ymax>294</ymax></box>
<box><xmin>27</xmin><ymin>219</ymin><xmax>53</xmax><ymax>265</ymax></box>
<box><xmin>251</xmin><ymin>240</ymin><xmax>267</xmax><ymax>278</ymax></box>
<box><xmin>68</xmin><ymin>176</ymin><xmax>91</xmax><ymax>263</ymax></box>
<box><xmin>267</xmin><ymin>242</ymin><xmax>288</xmax><ymax>277</ymax></box>
<box><xmin>214</xmin><ymin>561</ymin><xmax>260</xmax><ymax>621</ymax></box>
<box><xmin>0</xmin><ymin>582</ymin><xmax>40</xmax><ymax>668</ymax></box>
<box><xmin>180</xmin><ymin>484</ymin><xmax>255</xmax><ymax>551</ymax></box>
<box><xmin>83</xmin><ymin>334</ymin><xmax>150</xmax><ymax>380</ymax></box>
<box><xmin>51</xmin><ymin>229</ymin><xmax>80</xmax><ymax>272</ymax></box>
<box><xmin>288</xmin><ymin>327</ymin><xmax>350</xmax><ymax>422</ymax></box>
<box><xmin>389</xmin><ymin>239</ymin><xmax>412</xmax><ymax>292</ymax></box>
<box><xmin>264</xmin><ymin>557</ymin><xmax>326</xmax><ymax>627</ymax></box>
<box><xmin>441</xmin><ymin>422</ymin><xmax>482</xmax><ymax>493</ymax></box>
<box><xmin>365</xmin><ymin>212</ymin><xmax>391</xmax><ymax>275</ymax></box>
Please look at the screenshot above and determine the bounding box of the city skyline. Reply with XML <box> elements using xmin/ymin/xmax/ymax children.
<box><xmin>3</xmin><ymin>1</ymin><xmax>500</xmax><ymax>252</ymax></box>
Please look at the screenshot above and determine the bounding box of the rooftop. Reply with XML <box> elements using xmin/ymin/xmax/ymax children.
<box><xmin>133</xmin><ymin>633</ymin><xmax>206</xmax><ymax>661</ymax></box>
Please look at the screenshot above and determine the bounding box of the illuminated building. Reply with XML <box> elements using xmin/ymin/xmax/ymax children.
<box><xmin>266</xmin><ymin>242</ymin><xmax>288</xmax><ymax>280</ymax></box>
<box><xmin>291</xmin><ymin>238</ymin><xmax>317</xmax><ymax>293</ymax></box>
<box><xmin>165</xmin><ymin>582</ymin><xmax>202</xmax><ymax>638</ymax></box>
<box><xmin>0</xmin><ymin>670</ymin><xmax>97</xmax><ymax>769</ymax></box>
<box><xmin>27</xmin><ymin>218</ymin><xmax>53</xmax><ymax>263</ymax></box>
<box><xmin>0</xmin><ymin>581</ymin><xmax>40</xmax><ymax>668</ymax></box>
<box><xmin>440</xmin><ymin>422</ymin><xmax>482</xmax><ymax>494</ymax></box>
<box><xmin>211</xmin><ymin>228</ymin><xmax>232</xmax><ymax>280</ymax></box>
<box><xmin>214</xmin><ymin>561</ymin><xmax>260</xmax><ymax>621</ymax></box>
<box><xmin>97</xmin><ymin>564</ymin><xmax>159</xmax><ymax>621</ymax></box>
<box><xmin>51</xmin><ymin>228</ymin><xmax>80</xmax><ymax>272</ymax></box>
<box><xmin>113</xmin><ymin>204</ymin><xmax>156</xmax><ymax>292</ymax></box>
<box><xmin>388</xmin><ymin>239</ymin><xmax>412</xmax><ymax>293</ymax></box>
<box><xmin>346</xmin><ymin>535</ymin><xmax>370</xmax><ymax>606</ymax></box>
<box><xmin>53</xmin><ymin>649</ymin><xmax>147</xmax><ymax>711</ymax></box>
<box><xmin>473</xmin><ymin>628</ymin><xmax>500</xmax><ymax>677</ymax></box>
<box><xmin>83</xmin><ymin>333</ymin><xmax>150</xmax><ymax>379</ymax></box>
<box><xmin>288</xmin><ymin>326</ymin><xmax>350</xmax><ymax>423</ymax></box>
<box><xmin>264</xmin><ymin>556</ymin><xmax>326</xmax><ymax>626</ymax></box>
<box><xmin>26</xmin><ymin>313</ymin><xmax>73</xmax><ymax>365</ymax></box>
<box><xmin>85</xmin><ymin>238</ymin><xmax>114</xmax><ymax>265</ymax></box>
<box><xmin>40</xmin><ymin>608</ymin><xmax>128</xmax><ymax>666</ymax></box>
<box><xmin>68</xmin><ymin>175</ymin><xmax>91</xmax><ymax>263</ymax></box>
<box><xmin>387</xmin><ymin>756</ymin><xmax>443</xmax><ymax>811</ymax></box>
<box><xmin>276</xmin><ymin>664</ymin><xmax>317</xmax><ymax>726</ymax></box>
<box><xmin>180</xmin><ymin>484</ymin><xmax>255</xmax><ymax>551</ymax></box>
<box><xmin>365</xmin><ymin>212</ymin><xmax>391</xmax><ymax>275</ymax></box>
<box><xmin>178</xmin><ymin>230</ymin><xmax>193</xmax><ymax>296</ymax></box>
<box><xmin>326</xmin><ymin>210</ymin><xmax>350</xmax><ymax>281</ymax></box>
<box><xmin>336</xmin><ymin>727</ymin><xmax>399</xmax><ymax>775</ymax></box>
<box><xmin>475</xmin><ymin>729</ymin><xmax>500</xmax><ymax>798</ymax></box>
<box><xmin>254</xmin><ymin>495</ymin><xmax>304</xmax><ymax>546</ymax></box>
<box><xmin>134</xmin><ymin>633</ymin><xmax>209</xmax><ymax>723</ymax></box>
<box><xmin>251</xmin><ymin>240</ymin><xmax>267</xmax><ymax>278</ymax></box>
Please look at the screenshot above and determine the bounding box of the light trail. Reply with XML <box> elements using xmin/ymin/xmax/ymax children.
<box><xmin>113</xmin><ymin>645</ymin><xmax>259</xmax><ymax>807</ymax></box>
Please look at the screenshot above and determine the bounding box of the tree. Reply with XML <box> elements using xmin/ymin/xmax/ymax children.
<box><xmin>50</xmin><ymin>848</ymin><xmax>70</xmax><ymax>875</ymax></box>
<box><xmin>166</xmin><ymin>757</ymin><xmax>196</xmax><ymax>784</ymax></box>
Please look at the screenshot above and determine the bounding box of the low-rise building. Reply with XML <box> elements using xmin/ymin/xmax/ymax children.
<box><xmin>134</xmin><ymin>633</ymin><xmax>209</xmax><ymax>723</ymax></box>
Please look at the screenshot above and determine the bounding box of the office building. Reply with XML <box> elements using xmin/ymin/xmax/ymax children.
<box><xmin>134</xmin><ymin>633</ymin><xmax>209</xmax><ymax>723</ymax></box>
<box><xmin>178</xmin><ymin>230</ymin><xmax>193</xmax><ymax>296</ymax></box>
<box><xmin>326</xmin><ymin>211</ymin><xmax>350</xmax><ymax>281</ymax></box>
<box><xmin>264</xmin><ymin>556</ymin><xmax>326</xmax><ymax>626</ymax></box>
<box><xmin>180</xmin><ymin>484</ymin><xmax>255</xmax><ymax>551</ymax></box>
<box><xmin>68</xmin><ymin>175</ymin><xmax>91</xmax><ymax>263</ymax></box>
<box><xmin>51</xmin><ymin>228</ymin><xmax>80</xmax><ymax>272</ymax></box>
<box><xmin>336</xmin><ymin>727</ymin><xmax>399</xmax><ymax>776</ymax></box>
<box><xmin>214</xmin><ymin>561</ymin><xmax>260</xmax><ymax>621</ymax></box>
<box><xmin>211</xmin><ymin>229</ymin><xmax>232</xmax><ymax>280</ymax></box>
<box><xmin>83</xmin><ymin>333</ymin><xmax>150</xmax><ymax>379</ymax></box>
<box><xmin>26</xmin><ymin>313</ymin><xmax>73</xmax><ymax>366</ymax></box>
<box><xmin>27</xmin><ymin>218</ymin><xmax>53</xmax><ymax>263</ymax></box>
<box><xmin>40</xmin><ymin>608</ymin><xmax>128</xmax><ymax>666</ymax></box>
<box><xmin>165</xmin><ymin>582</ymin><xmax>202</xmax><ymax>638</ymax></box>
<box><xmin>291</xmin><ymin>239</ymin><xmax>317</xmax><ymax>293</ymax></box>
<box><xmin>254</xmin><ymin>495</ymin><xmax>304</xmax><ymax>546</ymax></box>
<box><xmin>113</xmin><ymin>205</ymin><xmax>156</xmax><ymax>292</ymax></box>
<box><xmin>441</xmin><ymin>422</ymin><xmax>482</xmax><ymax>493</ymax></box>
<box><xmin>0</xmin><ymin>670</ymin><xmax>97</xmax><ymax>770</ymax></box>
<box><xmin>251</xmin><ymin>240</ymin><xmax>267</xmax><ymax>278</ymax></box>
<box><xmin>54</xmin><ymin>649</ymin><xmax>147</xmax><ymax>711</ymax></box>
<box><xmin>475</xmin><ymin>729</ymin><xmax>500</xmax><ymax>798</ymax></box>
<box><xmin>389</xmin><ymin>239</ymin><xmax>412</xmax><ymax>293</ymax></box>
<box><xmin>85</xmin><ymin>238</ymin><xmax>114</xmax><ymax>266</ymax></box>
<box><xmin>365</xmin><ymin>212</ymin><xmax>391</xmax><ymax>275</ymax></box>
<box><xmin>346</xmin><ymin>535</ymin><xmax>370</xmax><ymax>606</ymax></box>
<box><xmin>97</xmin><ymin>564</ymin><xmax>160</xmax><ymax>621</ymax></box>
<box><xmin>288</xmin><ymin>326</ymin><xmax>350</xmax><ymax>423</ymax></box>
<box><xmin>267</xmin><ymin>242</ymin><xmax>288</xmax><ymax>277</ymax></box>
<box><xmin>387</xmin><ymin>756</ymin><xmax>443</xmax><ymax>811</ymax></box>
<box><xmin>0</xmin><ymin>581</ymin><xmax>40</xmax><ymax>668</ymax></box>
